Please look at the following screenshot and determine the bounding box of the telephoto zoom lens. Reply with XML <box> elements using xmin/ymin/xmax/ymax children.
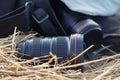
<box><xmin>18</xmin><ymin>34</ymin><xmax>84</xmax><ymax>65</ymax></box>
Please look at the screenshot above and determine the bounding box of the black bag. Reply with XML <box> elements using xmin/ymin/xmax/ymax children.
<box><xmin>0</xmin><ymin>0</ymin><xmax>33</xmax><ymax>37</ymax></box>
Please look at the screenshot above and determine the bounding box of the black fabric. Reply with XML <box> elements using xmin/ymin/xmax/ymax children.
<box><xmin>90</xmin><ymin>15</ymin><xmax>120</xmax><ymax>46</ymax></box>
<box><xmin>30</xmin><ymin>0</ymin><xmax>67</xmax><ymax>36</ymax></box>
<box><xmin>32</xmin><ymin>8</ymin><xmax>58</xmax><ymax>36</ymax></box>
<box><xmin>0</xmin><ymin>0</ymin><xmax>120</xmax><ymax>38</ymax></box>
<box><xmin>90</xmin><ymin>14</ymin><xmax>120</xmax><ymax>38</ymax></box>
<box><xmin>0</xmin><ymin>0</ymin><xmax>33</xmax><ymax>37</ymax></box>
<box><xmin>0</xmin><ymin>0</ymin><xmax>67</xmax><ymax>37</ymax></box>
<box><xmin>87</xmin><ymin>14</ymin><xmax>120</xmax><ymax>58</ymax></box>
<box><xmin>0</xmin><ymin>0</ymin><xmax>16</xmax><ymax>16</ymax></box>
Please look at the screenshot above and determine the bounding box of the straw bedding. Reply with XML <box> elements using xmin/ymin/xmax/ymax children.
<box><xmin>0</xmin><ymin>28</ymin><xmax>120</xmax><ymax>80</ymax></box>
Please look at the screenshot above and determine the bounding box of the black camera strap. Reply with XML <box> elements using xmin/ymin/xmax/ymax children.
<box><xmin>31</xmin><ymin>0</ymin><xmax>67</xmax><ymax>36</ymax></box>
<box><xmin>32</xmin><ymin>8</ymin><xmax>58</xmax><ymax>36</ymax></box>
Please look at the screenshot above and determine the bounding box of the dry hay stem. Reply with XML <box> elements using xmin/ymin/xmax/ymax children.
<box><xmin>0</xmin><ymin>29</ymin><xmax>120</xmax><ymax>80</ymax></box>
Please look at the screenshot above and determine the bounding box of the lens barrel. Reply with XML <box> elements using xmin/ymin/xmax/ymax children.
<box><xmin>51</xmin><ymin>0</ymin><xmax>103</xmax><ymax>47</ymax></box>
<box><xmin>71</xmin><ymin>19</ymin><xmax>103</xmax><ymax>46</ymax></box>
<box><xmin>18</xmin><ymin>34</ymin><xmax>84</xmax><ymax>63</ymax></box>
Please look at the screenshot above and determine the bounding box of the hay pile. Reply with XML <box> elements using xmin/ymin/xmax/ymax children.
<box><xmin>0</xmin><ymin>29</ymin><xmax>120</xmax><ymax>80</ymax></box>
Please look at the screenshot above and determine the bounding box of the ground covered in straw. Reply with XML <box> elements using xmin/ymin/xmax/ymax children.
<box><xmin>0</xmin><ymin>29</ymin><xmax>120</xmax><ymax>80</ymax></box>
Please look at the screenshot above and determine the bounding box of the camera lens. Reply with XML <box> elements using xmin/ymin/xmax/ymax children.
<box><xmin>72</xmin><ymin>19</ymin><xmax>103</xmax><ymax>46</ymax></box>
<box><xmin>18</xmin><ymin>34</ymin><xmax>84</xmax><ymax>64</ymax></box>
<box><xmin>51</xmin><ymin>0</ymin><xmax>103</xmax><ymax>47</ymax></box>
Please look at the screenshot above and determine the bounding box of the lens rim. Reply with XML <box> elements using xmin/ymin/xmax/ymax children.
<box><xmin>70</xmin><ymin>34</ymin><xmax>84</xmax><ymax>64</ymax></box>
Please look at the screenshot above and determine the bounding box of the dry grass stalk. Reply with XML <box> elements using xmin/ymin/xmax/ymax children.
<box><xmin>61</xmin><ymin>45</ymin><xmax>94</xmax><ymax>66</ymax></box>
<box><xmin>0</xmin><ymin>30</ymin><xmax>119</xmax><ymax>80</ymax></box>
<box><xmin>55</xmin><ymin>54</ymin><xmax>120</xmax><ymax>70</ymax></box>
